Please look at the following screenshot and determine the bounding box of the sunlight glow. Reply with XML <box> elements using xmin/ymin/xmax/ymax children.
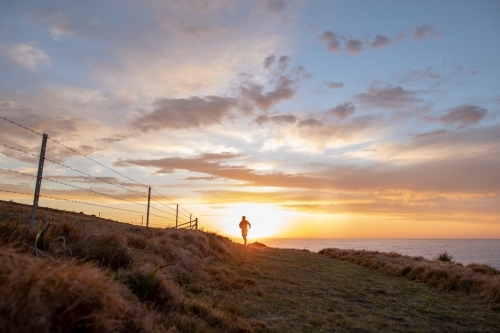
<box><xmin>217</xmin><ymin>203</ymin><xmax>286</xmax><ymax>239</ymax></box>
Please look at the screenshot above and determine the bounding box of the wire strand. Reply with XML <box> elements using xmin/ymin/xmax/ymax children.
<box><xmin>0</xmin><ymin>143</ymin><xmax>40</xmax><ymax>159</ymax></box>
<box><xmin>0</xmin><ymin>189</ymin><xmax>33</xmax><ymax>196</ymax></box>
<box><xmin>43</xmin><ymin>157</ymin><xmax>149</xmax><ymax>199</ymax></box>
<box><xmin>47</xmin><ymin>137</ymin><xmax>150</xmax><ymax>189</ymax></box>
<box><xmin>1</xmin><ymin>168</ymin><xmax>179</xmax><ymax>218</ymax></box>
<box><xmin>0</xmin><ymin>116</ymin><xmax>43</xmax><ymax>136</ymax></box>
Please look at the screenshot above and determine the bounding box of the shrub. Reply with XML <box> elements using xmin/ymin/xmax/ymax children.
<box><xmin>435</xmin><ymin>251</ymin><xmax>454</xmax><ymax>263</ymax></box>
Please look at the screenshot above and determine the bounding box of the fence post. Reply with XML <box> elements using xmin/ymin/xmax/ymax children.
<box><xmin>175</xmin><ymin>204</ymin><xmax>178</xmax><ymax>229</ymax></box>
<box><xmin>30</xmin><ymin>133</ymin><xmax>48</xmax><ymax>229</ymax></box>
<box><xmin>146</xmin><ymin>187</ymin><xmax>151</xmax><ymax>227</ymax></box>
<box><xmin>195</xmin><ymin>218</ymin><xmax>198</xmax><ymax>230</ymax></box>
<box><xmin>190</xmin><ymin>213</ymin><xmax>192</xmax><ymax>229</ymax></box>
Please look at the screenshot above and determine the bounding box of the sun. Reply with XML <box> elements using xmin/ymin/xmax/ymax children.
<box><xmin>218</xmin><ymin>203</ymin><xmax>285</xmax><ymax>239</ymax></box>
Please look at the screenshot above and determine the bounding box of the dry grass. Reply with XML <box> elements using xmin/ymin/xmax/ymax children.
<box><xmin>1</xmin><ymin>200</ymin><xmax>499</xmax><ymax>332</ymax></box>
<box><xmin>318</xmin><ymin>248</ymin><xmax>500</xmax><ymax>307</ymax></box>
<box><xmin>0</xmin><ymin>200</ymin><xmax>264</xmax><ymax>333</ymax></box>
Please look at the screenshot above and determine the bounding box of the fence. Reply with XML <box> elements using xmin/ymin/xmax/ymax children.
<box><xmin>0</xmin><ymin>116</ymin><xmax>198</xmax><ymax>230</ymax></box>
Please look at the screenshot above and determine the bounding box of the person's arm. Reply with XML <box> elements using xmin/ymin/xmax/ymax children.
<box><xmin>249</xmin><ymin>222</ymin><xmax>252</xmax><ymax>229</ymax></box>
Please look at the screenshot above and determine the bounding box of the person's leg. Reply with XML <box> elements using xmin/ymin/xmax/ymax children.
<box><xmin>242</xmin><ymin>230</ymin><xmax>248</xmax><ymax>245</ymax></box>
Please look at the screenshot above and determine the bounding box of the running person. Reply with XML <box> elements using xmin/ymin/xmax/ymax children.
<box><xmin>239</xmin><ymin>216</ymin><xmax>251</xmax><ymax>245</ymax></box>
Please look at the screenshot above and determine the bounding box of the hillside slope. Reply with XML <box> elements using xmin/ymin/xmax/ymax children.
<box><xmin>0</xmin><ymin>200</ymin><xmax>499</xmax><ymax>332</ymax></box>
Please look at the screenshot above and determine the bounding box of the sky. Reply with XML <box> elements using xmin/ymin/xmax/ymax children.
<box><xmin>1</xmin><ymin>0</ymin><xmax>499</xmax><ymax>238</ymax></box>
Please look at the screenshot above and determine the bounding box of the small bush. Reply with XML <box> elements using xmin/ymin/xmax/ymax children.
<box><xmin>435</xmin><ymin>251</ymin><xmax>454</xmax><ymax>263</ymax></box>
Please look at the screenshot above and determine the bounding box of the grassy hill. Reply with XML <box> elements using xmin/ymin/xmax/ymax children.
<box><xmin>0</xmin><ymin>200</ymin><xmax>499</xmax><ymax>332</ymax></box>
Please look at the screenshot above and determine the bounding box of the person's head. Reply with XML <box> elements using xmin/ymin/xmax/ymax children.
<box><xmin>242</xmin><ymin>216</ymin><xmax>246</xmax><ymax>220</ymax></box>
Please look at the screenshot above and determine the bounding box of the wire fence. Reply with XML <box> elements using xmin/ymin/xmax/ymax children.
<box><xmin>0</xmin><ymin>116</ymin><xmax>198</xmax><ymax>230</ymax></box>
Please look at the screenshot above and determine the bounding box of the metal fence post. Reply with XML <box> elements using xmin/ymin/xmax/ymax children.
<box><xmin>146</xmin><ymin>187</ymin><xmax>151</xmax><ymax>227</ymax></box>
<box><xmin>30</xmin><ymin>133</ymin><xmax>48</xmax><ymax>229</ymax></box>
<box><xmin>175</xmin><ymin>204</ymin><xmax>178</xmax><ymax>229</ymax></box>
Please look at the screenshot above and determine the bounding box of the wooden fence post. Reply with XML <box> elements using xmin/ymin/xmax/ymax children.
<box><xmin>30</xmin><ymin>133</ymin><xmax>48</xmax><ymax>229</ymax></box>
<box><xmin>146</xmin><ymin>187</ymin><xmax>151</xmax><ymax>227</ymax></box>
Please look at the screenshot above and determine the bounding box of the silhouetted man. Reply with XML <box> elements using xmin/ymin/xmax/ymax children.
<box><xmin>239</xmin><ymin>216</ymin><xmax>251</xmax><ymax>245</ymax></box>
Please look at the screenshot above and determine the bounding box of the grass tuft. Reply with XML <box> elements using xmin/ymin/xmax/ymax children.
<box><xmin>435</xmin><ymin>251</ymin><xmax>454</xmax><ymax>262</ymax></box>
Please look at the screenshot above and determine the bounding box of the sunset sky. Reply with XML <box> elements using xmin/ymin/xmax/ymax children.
<box><xmin>1</xmin><ymin>1</ymin><xmax>499</xmax><ymax>238</ymax></box>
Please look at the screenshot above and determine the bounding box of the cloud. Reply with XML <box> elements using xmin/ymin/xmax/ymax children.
<box><xmin>184</xmin><ymin>176</ymin><xmax>220</xmax><ymax>181</ymax></box>
<box><xmin>263</xmin><ymin>54</ymin><xmax>293</xmax><ymax>75</ymax></box>
<box><xmin>240</xmin><ymin>75</ymin><xmax>297</xmax><ymax>110</ymax></box>
<box><xmin>355</xmin><ymin>84</ymin><xmax>422</xmax><ymax>109</ymax></box>
<box><xmin>3</xmin><ymin>43</ymin><xmax>50</xmax><ymax>70</ymax></box>
<box><xmin>318</xmin><ymin>31</ymin><xmax>342</xmax><ymax>52</ymax></box>
<box><xmin>326</xmin><ymin>102</ymin><xmax>355</xmax><ymax>121</ymax></box>
<box><xmin>260</xmin><ymin>0</ymin><xmax>288</xmax><ymax>14</ymax></box>
<box><xmin>413</xmin><ymin>24</ymin><xmax>442</xmax><ymax>41</ymax></box>
<box><xmin>398</xmin><ymin>67</ymin><xmax>442</xmax><ymax>84</ymax></box>
<box><xmin>319</xmin><ymin>31</ymin><xmax>405</xmax><ymax>54</ymax></box>
<box><xmin>345</xmin><ymin>39</ymin><xmax>363</xmax><ymax>54</ymax></box>
<box><xmin>375</xmin><ymin>124</ymin><xmax>500</xmax><ymax>162</ymax></box>
<box><xmin>437</xmin><ymin>105</ymin><xmax>487</xmax><ymax>128</ymax></box>
<box><xmin>291</xmin><ymin>65</ymin><xmax>312</xmax><ymax>80</ymax></box>
<box><xmin>324</xmin><ymin>81</ymin><xmax>344</xmax><ymax>89</ymax></box>
<box><xmin>468</xmin><ymin>66</ymin><xmax>477</xmax><ymax>75</ymax></box>
<box><xmin>298</xmin><ymin>118</ymin><xmax>323</xmax><ymax>128</ymax></box>
<box><xmin>131</xmin><ymin>96</ymin><xmax>238</xmax><ymax>132</ymax></box>
<box><xmin>116</xmin><ymin>152</ymin><xmax>331</xmax><ymax>189</ymax></box>
<box><xmin>0</xmin><ymin>108</ymin><xmax>101</xmax><ymax>163</ymax></box>
<box><xmin>263</xmin><ymin>54</ymin><xmax>276</xmax><ymax>69</ymax></box>
<box><xmin>115</xmin><ymin>148</ymin><xmax>500</xmax><ymax>196</ymax></box>
<box><xmin>370</xmin><ymin>34</ymin><xmax>390</xmax><ymax>49</ymax></box>
<box><xmin>369</xmin><ymin>33</ymin><xmax>405</xmax><ymax>49</ymax></box>
<box><xmin>413</xmin><ymin>129</ymin><xmax>448</xmax><ymax>140</ymax></box>
<box><xmin>278</xmin><ymin>55</ymin><xmax>291</xmax><ymax>72</ymax></box>
<box><xmin>254</xmin><ymin>114</ymin><xmax>297</xmax><ymax>125</ymax></box>
<box><xmin>47</xmin><ymin>10</ymin><xmax>78</xmax><ymax>39</ymax></box>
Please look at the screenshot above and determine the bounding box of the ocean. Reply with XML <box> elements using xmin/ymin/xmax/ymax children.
<box><xmin>247</xmin><ymin>238</ymin><xmax>500</xmax><ymax>269</ymax></box>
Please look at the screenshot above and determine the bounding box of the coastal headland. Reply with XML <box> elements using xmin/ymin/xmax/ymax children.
<box><xmin>1</xmin><ymin>200</ymin><xmax>499</xmax><ymax>332</ymax></box>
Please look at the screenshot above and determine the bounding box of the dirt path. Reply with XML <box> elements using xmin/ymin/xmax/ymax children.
<box><xmin>209</xmin><ymin>245</ymin><xmax>500</xmax><ymax>332</ymax></box>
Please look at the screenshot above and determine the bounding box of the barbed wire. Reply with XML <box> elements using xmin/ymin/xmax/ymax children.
<box><xmin>0</xmin><ymin>189</ymin><xmax>176</xmax><ymax>225</ymax></box>
<box><xmin>2</xmin><ymin>170</ymin><xmax>183</xmax><ymax>223</ymax></box>
<box><xmin>47</xmin><ymin>137</ymin><xmax>150</xmax><ymax>189</ymax></box>
<box><xmin>0</xmin><ymin>188</ymin><xmax>174</xmax><ymax>223</ymax></box>
<box><xmin>43</xmin><ymin>156</ymin><xmax>148</xmax><ymax>198</ymax></box>
<box><xmin>0</xmin><ymin>167</ymin><xmax>36</xmax><ymax>177</ymax></box>
<box><xmin>0</xmin><ymin>143</ymin><xmax>40</xmax><ymax>159</ymax></box>
<box><xmin>151</xmin><ymin>188</ymin><xmax>193</xmax><ymax>217</ymax></box>
<box><xmin>177</xmin><ymin>209</ymin><xmax>191</xmax><ymax>220</ymax></box>
<box><xmin>1</xmin><ymin>167</ymin><xmax>179</xmax><ymax>218</ymax></box>
<box><xmin>37</xmin><ymin>194</ymin><xmax>174</xmax><ymax>221</ymax></box>
<box><xmin>43</xmin><ymin>178</ymin><xmax>147</xmax><ymax>207</ymax></box>
<box><xmin>1</xmin><ymin>143</ymin><xmax>195</xmax><ymax>220</ymax></box>
<box><xmin>0</xmin><ymin>189</ymin><xmax>32</xmax><ymax>196</ymax></box>
<box><xmin>1</xmin><ymin>116</ymin><xmax>198</xmax><ymax>223</ymax></box>
<box><xmin>0</xmin><ymin>116</ymin><xmax>43</xmax><ymax>136</ymax></box>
